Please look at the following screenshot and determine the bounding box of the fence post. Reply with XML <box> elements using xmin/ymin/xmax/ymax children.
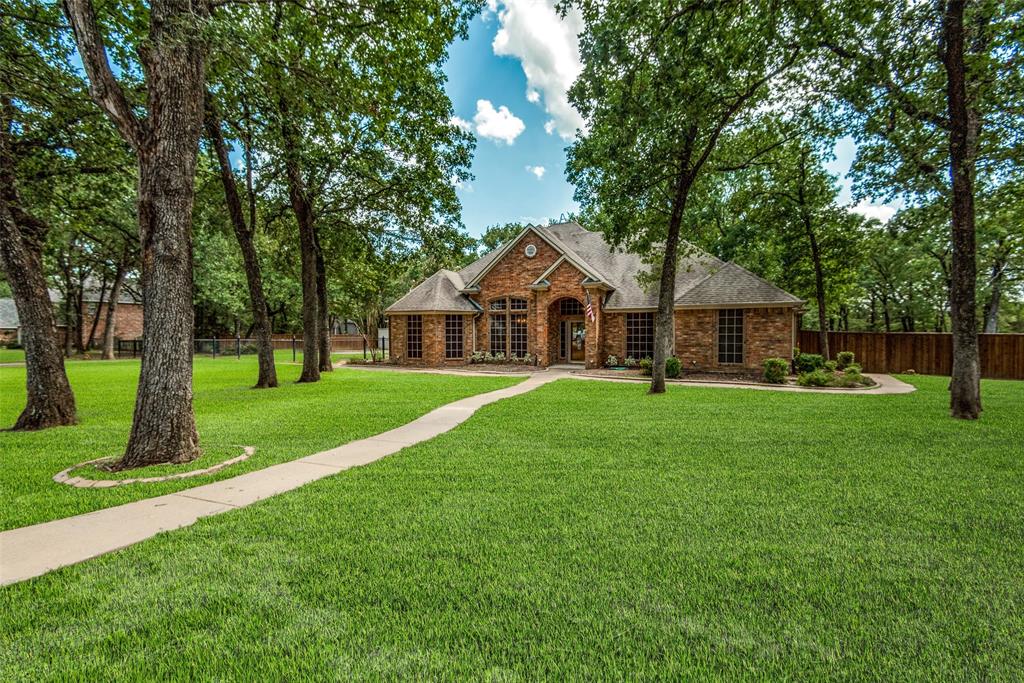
<box><xmin>292</xmin><ymin>335</ymin><xmax>296</xmax><ymax>362</ymax></box>
<box><xmin>236</xmin><ymin>334</ymin><xmax>241</xmax><ymax>359</ymax></box>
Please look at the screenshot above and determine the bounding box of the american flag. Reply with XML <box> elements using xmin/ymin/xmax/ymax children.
<box><xmin>585</xmin><ymin>291</ymin><xmax>596</xmax><ymax>321</ymax></box>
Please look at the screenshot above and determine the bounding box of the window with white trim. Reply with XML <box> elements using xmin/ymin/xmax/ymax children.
<box><xmin>488</xmin><ymin>297</ymin><xmax>528</xmax><ymax>357</ymax></box>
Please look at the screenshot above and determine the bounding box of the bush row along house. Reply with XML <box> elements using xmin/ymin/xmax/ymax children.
<box><xmin>385</xmin><ymin>222</ymin><xmax>803</xmax><ymax>370</ymax></box>
<box><xmin>0</xmin><ymin>285</ymin><xmax>143</xmax><ymax>348</ymax></box>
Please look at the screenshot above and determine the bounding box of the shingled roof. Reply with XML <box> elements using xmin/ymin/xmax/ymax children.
<box><xmin>386</xmin><ymin>222</ymin><xmax>801</xmax><ymax>313</ymax></box>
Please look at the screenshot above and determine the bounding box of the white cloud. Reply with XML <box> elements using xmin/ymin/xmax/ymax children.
<box><xmin>525</xmin><ymin>165</ymin><xmax>546</xmax><ymax>179</ymax></box>
<box><xmin>850</xmin><ymin>201</ymin><xmax>898</xmax><ymax>223</ymax></box>
<box><xmin>473</xmin><ymin>99</ymin><xmax>525</xmax><ymax>145</ymax></box>
<box><xmin>492</xmin><ymin>0</ymin><xmax>585</xmax><ymax>141</ymax></box>
<box><xmin>526</xmin><ymin>89</ymin><xmax>540</xmax><ymax>103</ymax></box>
<box><xmin>544</xmin><ymin>120</ymin><xmax>556</xmax><ymax>135</ymax></box>
<box><xmin>450</xmin><ymin>116</ymin><xmax>472</xmax><ymax>133</ymax></box>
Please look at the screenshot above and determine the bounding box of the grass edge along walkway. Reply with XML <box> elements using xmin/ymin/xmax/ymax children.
<box><xmin>0</xmin><ymin>371</ymin><xmax>562</xmax><ymax>586</ymax></box>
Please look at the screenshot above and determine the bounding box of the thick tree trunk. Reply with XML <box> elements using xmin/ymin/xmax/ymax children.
<box><xmin>0</xmin><ymin>209</ymin><xmax>78</xmax><ymax>430</ymax></box>
<box><xmin>314</xmin><ymin>228</ymin><xmax>333</xmax><ymax>372</ymax></box>
<box><xmin>942</xmin><ymin>0</ymin><xmax>981</xmax><ymax>419</ymax></box>
<box><xmin>64</xmin><ymin>0</ymin><xmax>209</xmax><ymax>468</ymax></box>
<box><xmin>102</xmin><ymin>258</ymin><xmax>127</xmax><ymax>359</ymax></box>
<box><xmin>204</xmin><ymin>104</ymin><xmax>278</xmax><ymax>388</ymax></box>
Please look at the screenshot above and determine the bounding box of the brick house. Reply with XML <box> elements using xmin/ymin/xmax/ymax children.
<box><xmin>385</xmin><ymin>222</ymin><xmax>802</xmax><ymax>371</ymax></box>
<box><xmin>0</xmin><ymin>287</ymin><xmax>143</xmax><ymax>347</ymax></box>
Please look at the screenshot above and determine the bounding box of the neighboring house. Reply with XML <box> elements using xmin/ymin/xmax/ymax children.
<box><xmin>385</xmin><ymin>222</ymin><xmax>803</xmax><ymax>370</ymax></box>
<box><xmin>0</xmin><ymin>285</ymin><xmax>143</xmax><ymax>347</ymax></box>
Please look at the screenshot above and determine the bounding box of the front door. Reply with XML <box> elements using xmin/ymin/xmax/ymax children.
<box><xmin>569</xmin><ymin>321</ymin><xmax>586</xmax><ymax>362</ymax></box>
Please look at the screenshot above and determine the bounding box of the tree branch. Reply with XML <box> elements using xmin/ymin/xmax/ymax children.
<box><xmin>60</xmin><ymin>0</ymin><xmax>145</xmax><ymax>150</ymax></box>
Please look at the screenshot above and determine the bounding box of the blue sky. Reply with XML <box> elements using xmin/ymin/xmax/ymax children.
<box><xmin>443</xmin><ymin>3</ymin><xmax>897</xmax><ymax>238</ymax></box>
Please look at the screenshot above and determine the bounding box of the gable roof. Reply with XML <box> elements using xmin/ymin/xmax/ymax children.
<box><xmin>385</xmin><ymin>269</ymin><xmax>482</xmax><ymax>313</ymax></box>
<box><xmin>386</xmin><ymin>222</ymin><xmax>802</xmax><ymax>314</ymax></box>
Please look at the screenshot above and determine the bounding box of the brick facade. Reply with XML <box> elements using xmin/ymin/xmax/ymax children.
<box><xmin>387</xmin><ymin>230</ymin><xmax>797</xmax><ymax>371</ymax></box>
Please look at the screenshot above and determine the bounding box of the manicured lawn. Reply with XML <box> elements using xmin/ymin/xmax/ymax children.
<box><xmin>0</xmin><ymin>348</ymin><xmax>24</xmax><ymax>363</ymax></box>
<box><xmin>1</xmin><ymin>375</ymin><xmax>1021</xmax><ymax>679</ymax></box>
<box><xmin>0</xmin><ymin>358</ymin><xmax>520</xmax><ymax>530</ymax></box>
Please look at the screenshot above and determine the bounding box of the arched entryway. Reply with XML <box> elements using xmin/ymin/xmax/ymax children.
<box><xmin>547</xmin><ymin>297</ymin><xmax>586</xmax><ymax>363</ymax></box>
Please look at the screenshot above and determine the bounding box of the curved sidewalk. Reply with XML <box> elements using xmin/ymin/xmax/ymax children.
<box><xmin>0</xmin><ymin>371</ymin><xmax>562</xmax><ymax>586</ymax></box>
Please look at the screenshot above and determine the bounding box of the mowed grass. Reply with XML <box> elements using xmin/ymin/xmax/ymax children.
<box><xmin>1</xmin><ymin>375</ymin><xmax>1022</xmax><ymax>679</ymax></box>
<box><xmin>0</xmin><ymin>358</ymin><xmax>520</xmax><ymax>530</ymax></box>
<box><xmin>0</xmin><ymin>348</ymin><xmax>24</xmax><ymax>363</ymax></box>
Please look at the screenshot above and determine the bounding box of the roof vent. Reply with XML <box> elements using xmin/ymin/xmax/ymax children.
<box><xmin>524</xmin><ymin>243</ymin><xmax>537</xmax><ymax>258</ymax></box>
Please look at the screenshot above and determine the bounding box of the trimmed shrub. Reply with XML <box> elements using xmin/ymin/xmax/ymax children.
<box><xmin>795</xmin><ymin>353</ymin><xmax>825</xmax><ymax>374</ymax></box>
<box><xmin>824</xmin><ymin>360</ymin><xmax>838</xmax><ymax>372</ymax></box>
<box><xmin>665</xmin><ymin>356</ymin><xmax>681</xmax><ymax>378</ymax></box>
<box><xmin>639</xmin><ymin>357</ymin><xmax>653</xmax><ymax>376</ymax></box>
<box><xmin>606</xmin><ymin>354</ymin><xmax>619</xmax><ymax>367</ymax></box>
<box><xmin>797</xmin><ymin>369</ymin><xmax>832</xmax><ymax>387</ymax></box>
<box><xmin>836</xmin><ymin>350</ymin><xmax>855</xmax><ymax>369</ymax></box>
<box><xmin>762</xmin><ymin>357</ymin><xmax>789</xmax><ymax>384</ymax></box>
<box><xmin>624</xmin><ymin>356</ymin><xmax>637</xmax><ymax>368</ymax></box>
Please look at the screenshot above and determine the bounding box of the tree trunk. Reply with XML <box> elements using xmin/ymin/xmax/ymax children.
<box><xmin>651</xmin><ymin>164</ymin><xmax>693</xmax><ymax>394</ymax></box>
<box><xmin>102</xmin><ymin>257</ymin><xmax>127</xmax><ymax>360</ymax></box>
<box><xmin>277</xmin><ymin>92</ymin><xmax>319</xmax><ymax>383</ymax></box>
<box><xmin>85</xmin><ymin>274</ymin><xmax>107</xmax><ymax>350</ymax></box>
<box><xmin>0</xmin><ymin>165</ymin><xmax>78</xmax><ymax>430</ymax></box>
<box><xmin>64</xmin><ymin>0</ymin><xmax>209</xmax><ymax>468</ymax></box>
<box><xmin>204</xmin><ymin>102</ymin><xmax>278</xmax><ymax>388</ymax></box>
<box><xmin>798</xmin><ymin>150</ymin><xmax>829</xmax><ymax>360</ymax></box>
<box><xmin>982</xmin><ymin>242</ymin><xmax>1006</xmax><ymax>333</ymax></box>
<box><xmin>314</xmin><ymin>227</ymin><xmax>333</xmax><ymax>372</ymax></box>
<box><xmin>942</xmin><ymin>0</ymin><xmax>981</xmax><ymax>419</ymax></box>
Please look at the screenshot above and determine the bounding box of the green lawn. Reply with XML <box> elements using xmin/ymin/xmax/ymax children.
<box><xmin>0</xmin><ymin>358</ymin><xmax>519</xmax><ymax>530</ymax></box>
<box><xmin>0</xmin><ymin>348</ymin><xmax>24</xmax><ymax>363</ymax></box>
<box><xmin>1</xmin><ymin>375</ymin><xmax>1022</xmax><ymax>679</ymax></box>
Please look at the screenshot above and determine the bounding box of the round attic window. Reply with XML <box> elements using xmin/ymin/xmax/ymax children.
<box><xmin>524</xmin><ymin>243</ymin><xmax>537</xmax><ymax>258</ymax></box>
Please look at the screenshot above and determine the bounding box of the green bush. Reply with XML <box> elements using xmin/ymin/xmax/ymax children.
<box><xmin>846</xmin><ymin>363</ymin><xmax>862</xmax><ymax>374</ymax></box>
<box><xmin>762</xmin><ymin>357</ymin><xmax>789</xmax><ymax>384</ymax></box>
<box><xmin>795</xmin><ymin>353</ymin><xmax>824</xmax><ymax>374</ymax></box>
<box><xmin>665</xmin><ymin>356</ymin><xmax>682</xmax><ymax>378</ymax></box>
<box><xmin>824</xmin><ymin>360</ymin><xmax>838</xmax><ymax>372</ymax></box>
<box><xmin>639</xmin><ymin>357</ymin><xmax>652</xmax><ymax>376</ymax></box>
<box><xmin>797</xmin><ymin>369</ymin><xmax>832</xmax><ymax>387</ymax></box>
<box><xmin>606</xmin><ymin>354</ymin><xmax>619</xmax><ymax>367</ymax></box>
<box><xmin>836</xmin><ymin>350</ymin><xmax>855</xmax><ymax>369</ymax></box>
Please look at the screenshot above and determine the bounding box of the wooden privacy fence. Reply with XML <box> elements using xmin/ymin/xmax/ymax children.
<box><xmin>797</xmin><ymin>331</ymin><xmax>1024</xmax><ymax>380</ymax></box>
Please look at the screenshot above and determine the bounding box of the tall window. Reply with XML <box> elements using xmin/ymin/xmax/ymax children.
<box><xmin>445</xmin><ymin>315</ymin><xmax>463</xmax><ymax>359</ymax></box>
<box><xmin>626</xmin><ymin>312</ymin><xmax>654</xmax><ymax>359</ymax></box>
<box><xmin>407</xmin><ymin>315</ymin><xmax>422</xmax><ymax>359</ymax></box>
<box><xmin>718</xmin><ymin>309</ymin><xmax>744</xmax><ymax>364</ymax></box>
<box><xmin>489</xmin><ymin>297</ymin><xmax>528</xmax><ymax>356</ymax></box>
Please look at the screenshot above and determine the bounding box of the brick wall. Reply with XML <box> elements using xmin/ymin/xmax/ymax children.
<box><xmin>675</xmin><ymin>307</ymin><xmax>793</xmax><ymax>371</ymax></box>
<box><xmin>78</xmin><ymin>302</ymin><xmax>144</xmax><ymax>343</ymax></box>
<box><xmin>389</xmin><ymin>313</ymin><xmax>472</xmax><ymax>365</ymax></box>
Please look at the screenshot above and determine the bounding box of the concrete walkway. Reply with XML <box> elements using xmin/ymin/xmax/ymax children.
<box><xmin>0</xmin><ymin>371</ymin><xmax>562</xmax><ymax>586</ymax></box>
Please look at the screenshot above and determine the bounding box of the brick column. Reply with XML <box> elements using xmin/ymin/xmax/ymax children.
<box><xmin>585</xmin><ymin>289</ymin><xmax>602</xmax><ymax>368</ymax></box>
<box><xmin>534</xmin><ymin>289</ymin><xmax>549</xmax><ymax>366</ymax></box>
